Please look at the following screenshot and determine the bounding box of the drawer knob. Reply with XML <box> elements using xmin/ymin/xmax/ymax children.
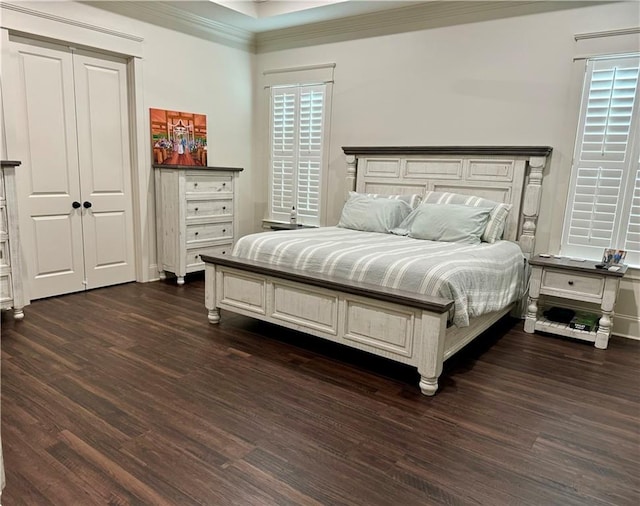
<box><xmin>222</xmin><ymin>206</ymin><xmax>226</xmax><ymax>211</ymax></box>
<box><xmin>568</xmin><ymin>280</ymin><xmax>574</xmax><ymax>286</ymax></box>
<box><xmin>222</xmin><ymin>251</ymin><xmax>226</xmax><ymax>255</ymax></box>
<box><xmin>194</xmin><ymin>182</ymin><xmax>198</xmax><ymax>187</ymax></box>
<box><xmin>195</xmin><ymin>207</ymin><xmax>199</xmax><ymax>212</ymax></box>
<box><xmin>222</xmin><ymin>229</ymin><xmax>226</xmax><ymax>233</ymax></box>
<box><xmin>222</xmin><ymin>182</ymin><xmax>226</xmax><ymax>186</ymax></box>
<box><xmin>195</xmin><ymin>232</ymin><xmax>199</xmax><ymax>236</ymax></box>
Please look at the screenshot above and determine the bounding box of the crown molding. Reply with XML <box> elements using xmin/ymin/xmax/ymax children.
<box><xmin>77</xmin><ymin>1</ymin><xmax>613</xmax><ymax>54</ymax></box>
<box><xmin>255</xmin><ymin>1</ymin><xmax>608</xmax><ymax>53</ymax></box>
<box><xmin>0</xmin><ymin>2</ymin><xmax>144</xmax><ymax>43</ymax></box>
<box><xmin>84</xmin><ymin>1</ymin><xmax>255</xmax><ymax>52</ymax></box>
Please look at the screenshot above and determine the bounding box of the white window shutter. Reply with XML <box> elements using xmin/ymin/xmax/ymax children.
<box><xmin>562</xmin><ymin>55</ymin><xmax>640</xmax><ymax>265</ymax></box>
<box><xmin>269</xmin><ymin>84</ymin><xmax>326</xmax><ymax>226</ymax></box>
<box><xmin>624</xmin><ymin>163</ymin><xmax>640</xmax><ymax>254</ymax></box>
<box><xmin>296</xmin><ymin>87</ymin><xmax>324</xmax><ymax>223</ymax></box>
<box><xmin>270</xmin><ymin>89</ymin><xmax>296</xmax><ymax>216</ymax></box>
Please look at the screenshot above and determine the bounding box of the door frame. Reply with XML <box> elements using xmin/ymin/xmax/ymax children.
<box><xmin>1</xmin><ymin>7</ymin><xmax>156</xmax><ymax>302</ymax></box>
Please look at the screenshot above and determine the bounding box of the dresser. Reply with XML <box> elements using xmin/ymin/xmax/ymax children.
<box><xmin>524</xmin><ymin>255</ymin><xmax>627</xmax><ymax>349</ymax></box>
<box><xmin>0</xmin><ymin>160</ymin><xmax>26</xmax><ymax>319</ymax></box>
<box><xmin>154</xmin><ymin>165</ymin><xmax>243</xmax><ymax>284</ymax></box>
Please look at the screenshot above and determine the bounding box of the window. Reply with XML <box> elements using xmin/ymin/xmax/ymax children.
<box><xmin>561</xmin><ymin>54</ymin><xmax>640</xmax><ymax>267</ymax></box>
<box><xmin>269</xmin><ymin>84</ymin><xmax>327</xmax><ymax>226</ymax></box>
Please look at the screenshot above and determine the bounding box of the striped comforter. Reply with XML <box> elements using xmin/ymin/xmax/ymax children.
<box><xmin>233</xmin><ymin>227</ymin><xmax>526</xmax><ymax>327</ymax></box>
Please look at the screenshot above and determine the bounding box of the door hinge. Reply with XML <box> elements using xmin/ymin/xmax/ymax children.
<box><xmin>82</xmin><ymin>279</ymin><xmax>88</xmax><ymax>285</ymax></box>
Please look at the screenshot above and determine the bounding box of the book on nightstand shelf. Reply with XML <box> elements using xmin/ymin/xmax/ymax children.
<box><xmin>569</xmin><ymin>311</ymin><xmax>600</xmax><ymax>332</ymax></box>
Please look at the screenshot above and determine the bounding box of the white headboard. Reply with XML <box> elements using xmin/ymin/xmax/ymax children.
<box><xmin>342</xmin><ymin>146</ymin><xmax>552</xmax><ymax>258</ymax></box>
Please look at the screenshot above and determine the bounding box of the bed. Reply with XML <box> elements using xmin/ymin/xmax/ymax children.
<box><xmin>202</xmin><ymin>146</ymin><xmax>552</xmax><ymax>395</ymax></box>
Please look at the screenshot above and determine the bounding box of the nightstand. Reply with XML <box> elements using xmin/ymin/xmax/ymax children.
<box><xmin>269</xmin><ymin>223</ymin><xmax>315</xmax><ymax>231</ymax></box>
<box><xmin>524</xmin><ymin>255</ymin><xmax>628</xmax><ymax>349</ymax></box>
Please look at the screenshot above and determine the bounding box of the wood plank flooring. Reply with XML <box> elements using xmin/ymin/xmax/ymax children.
<box><xmin>1</xmin><ymin>276</ymin><xmax>639</xmax><ymax>505</ymax></box>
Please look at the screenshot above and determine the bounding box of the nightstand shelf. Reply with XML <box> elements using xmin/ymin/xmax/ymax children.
<box><xmin>524</xmin><ymin>255</ymin><xmax>627</xmax><ymax>349</ymax></box>
<box><xmin>534</xmin><ymin>314</ymin><xmax>597</xmax><ymax>343</ymax></box>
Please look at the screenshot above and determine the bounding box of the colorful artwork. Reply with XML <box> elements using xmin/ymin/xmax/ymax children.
<box><xmin>150</xmin><ymin>108</ymin><xmax>207</xmax><ymax>166</ymax></box>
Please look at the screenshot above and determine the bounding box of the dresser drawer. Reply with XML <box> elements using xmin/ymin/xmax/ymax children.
<box><xmin>0</xmin><ymin>240</ymin><xmax>9</xmax><ymax>268</ymax></box>
<box><xmin>185</xmin><ymin>174</ymin><xmax>232</xmax><ymax>194</ymax></box>
<box><xmin>0</xmin><ymin>206</ymin><xmax>7</xmax><ymax>235</ymax></box>
<box><xmin>0</xmin><ymin>272</ymin><xmax>12</xmax><ymax>302</ymax></box>
<box><xmin>186</xmin><ymin>199</ymin><xmax>232</xmax><ymax>219</ymax></box>
<box><xmin>186</xmin><ymin>244</ymin><xmax>231</xmax><ymax>270</ymax></box>
<box><xmin>186</xmin><ymin>222</ymin><xmax>232</xmax><ymax>244</ymax></box>
<box><xmin>541</xmin><ymin>268</ymin><xmax>604</xmax><ymax>299</ymax></box>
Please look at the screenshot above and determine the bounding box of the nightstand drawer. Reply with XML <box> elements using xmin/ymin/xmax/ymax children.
<box><xmin>541</xmin><ymin>268</ymin><xmax>604</xmax><ymax>299</ymax></box>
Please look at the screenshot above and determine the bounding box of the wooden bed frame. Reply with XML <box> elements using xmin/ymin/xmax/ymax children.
<box><xmin>202</xmin><ymin>146</ymin><xmax>552</xmax><ymax>395</ymax></box>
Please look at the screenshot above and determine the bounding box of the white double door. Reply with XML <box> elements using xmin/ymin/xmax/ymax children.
<box><xmin>4</xmin><ymin>37</ymin><xmax>136</xmax><ymax>299</ymax></box>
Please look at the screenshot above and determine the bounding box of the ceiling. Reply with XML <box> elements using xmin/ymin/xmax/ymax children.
<box><xmin>142</xmin><ymin>0</ymin><xmax>424</xmax><ymax>33</ymax></box>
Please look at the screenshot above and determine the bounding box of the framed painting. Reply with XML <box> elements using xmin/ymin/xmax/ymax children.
<box><xmin>150</xmin><ymin>108</ymin><xmax>207</xmax><ymax>166</ymax></box>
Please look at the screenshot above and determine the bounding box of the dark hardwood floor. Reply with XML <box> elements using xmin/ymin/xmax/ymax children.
<box><xmin>1</xmin><ymin>276</ymin><xmax>639</xmax><ymax>505</ymax></box>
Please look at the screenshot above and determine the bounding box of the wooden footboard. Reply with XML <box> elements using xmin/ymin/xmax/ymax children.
<box><xmin>202</xmin><ymin>253</ymin><xmax>511</xmax><ymax>395</ymax></box>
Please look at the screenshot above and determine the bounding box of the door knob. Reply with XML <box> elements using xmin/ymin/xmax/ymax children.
<box><xmin>83</xmin><ymin>201</ymin><xmax>92</xmax><ymax>209</ymax></box>
<box><xmin>72</xmin><ymin>201</ymin><xmax>81</xmax><ymax>209</ymax></box>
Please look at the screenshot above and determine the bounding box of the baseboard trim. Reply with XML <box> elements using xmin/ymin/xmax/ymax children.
<box><xmin>146</xmin><ymin>263</ymin><xmax>160</xmax><ymax>283</ymax></box>
<box><xmin>612</xmin><ymin>313</ymin><xmax>640</xmax><ymax>341</ymax></box>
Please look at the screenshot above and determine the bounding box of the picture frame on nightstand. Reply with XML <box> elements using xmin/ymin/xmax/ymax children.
<box><xmin>602</xmin><ymin>248</ymin><xmax>626</xmax><ymax>266</ymax></box>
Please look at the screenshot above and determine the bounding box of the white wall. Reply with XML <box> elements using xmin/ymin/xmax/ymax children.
<box><xmin>254</xmin><ymin>1</ymin><xmax>640</xmax><ymax>338</ymax></box>
<box><xmin>0</xmin><ymin>1</ymin><xmax>254</xmax><ymax>282</ymax></box>
<box><xmin>2</xmin><ymin>1</ymin><xmax>638</xmax><ymax>337</ymax></box>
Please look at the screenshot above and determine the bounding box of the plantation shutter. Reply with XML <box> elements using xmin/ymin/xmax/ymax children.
<box><xmin>270</xmin><ymin>88</ymin><xmax>296</xmax><ymax>217</ymax></box>
<box><xmin>624</xmin><ymin>160</ymin><xmax>640</xmax><ymax>254</ymax></box>
<box><xmin>561</xmin><ymin>55</ymin><xmax>640</xmax><ymax>265</ymax></box>
<box><xmin>296</xmin><ymin>86</ymin><xmax>325</xmax><ymax>223</ymax></box>
<box><xmin>270</xmin><ymin>84</ymin><xmax>326</xmax><ymax>225</ymax></box>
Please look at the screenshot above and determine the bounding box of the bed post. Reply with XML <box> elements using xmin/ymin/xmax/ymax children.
<box><xmin>417</xmin><ymin>311</ymin><xmax>448</xmax><ymax>395</ymax></box>
<box><xmin>345</xmin><ymin>154</ymin><xmax>357</xmax><ymax>198</ymax></box>
<box><xmin>519</xmin><ymin>155</ymin><xmax>546</xmax><ymax>259</ymax></box>
<box><xmin>204</xmin><ymin>263</ymin><xmax>220</xmax><ymax>324</ymax></box>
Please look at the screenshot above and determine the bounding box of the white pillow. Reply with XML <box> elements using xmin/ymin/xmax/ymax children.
<box><xmin>338</xmin><ymin>192</ymin><xmax>412</xmax><ymax>233</ymax></box>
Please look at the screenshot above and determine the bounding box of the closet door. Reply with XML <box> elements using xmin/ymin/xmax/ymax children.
<box><xmin>73</xmin><ymin>51</ymin><xmax>135</xmax><ymax>289</ymax></box>
<box><xmin>3</xmin><ymin>36</ymin><xmax>136</xmax><ymax>299</ymax></box>
<box><xmin>4</xmin><ymin>38</ymin><xmax>85</xmax><ymax>299</ymax></box>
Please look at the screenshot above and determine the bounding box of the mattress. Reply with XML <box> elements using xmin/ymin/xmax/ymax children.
<box><xmin>233</xmin><ymin>227</ymin><xmax>526</xmax><ymax>327</ymax></box>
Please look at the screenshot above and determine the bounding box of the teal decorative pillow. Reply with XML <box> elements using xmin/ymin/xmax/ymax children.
<box><xmin>421</xmin><ymin>191</ymin><xmax>512</xmax><ymax>242</ymax></box>
<box><xmin>402</xmin><ymin>204</ymin><xmax>491</xmax><ymax>244</ymax></box>
<box><xmin>338</xmin><ymin>192</ymin><xmax>412</xmax><ymax>233</ymax></box>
